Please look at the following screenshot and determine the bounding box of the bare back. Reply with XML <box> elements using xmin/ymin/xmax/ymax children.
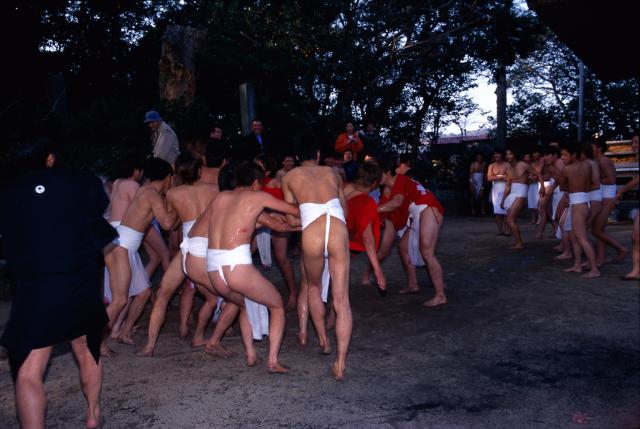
<box><xmin>596</xmin><ymin>154</ymin><xmax>616</xmax><ymax>185</ymax></box>
<box><xmin>167</xmin><ymin>183</ymin><xmax>218</xmax><ymax>223</ymax></box>
<box><xmin>470</xmin><ymin>161</ymin><xmax>485</xmax><ymax>174</ymax></box>
<box><xmin>562</xmin><ymin>161</ymin><xmax>592</xmax><ymax>193</ymax></box>
<box><xmin>207</xmin><ymin>190</ymin><xmax>298</xmax><ymax>249</ymax></box>
<box><xmin>109</xmin><ymin>178</ymin><xmax>139</xmax><ymax>222</ymax></box>
<box><xmin>587</xmin><ymin>159</ymin><xmax>601</xmax><ymax>190</ymax></box>
<box><xmin>121</xmin><ymin>185</ymin><xmax>176</xmax><ymax>232</ymax></box>
<box><xmin>282</xmin><ymin>165</ymin><xmax>344</xmax><ymax>205</ymax></box>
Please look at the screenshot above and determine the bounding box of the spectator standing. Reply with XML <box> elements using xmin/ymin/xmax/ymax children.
<box><xmin>359</xmin><ymin>123</ymin><xmax>383</xmax><ymax>160</ymax></box>
<box><xmin>145</xmin><ymin>110</ymin><xmax>179</xmax><ymax>165</ymax></box>
<box><xmin>335</xmin><ymin>122</ymin><xmax>364</xmax><ymax>160</ymax></box>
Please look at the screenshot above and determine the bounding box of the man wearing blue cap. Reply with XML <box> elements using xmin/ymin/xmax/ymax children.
<box><xmin>145</xmin><ymin>110</ymin><xmax>179</xmax><ymax>166</ymax></box>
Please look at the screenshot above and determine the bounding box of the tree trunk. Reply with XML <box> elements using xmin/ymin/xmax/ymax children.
<box><xmin>159</xmin><ymin>25</ymin><xmax>206</xmax><ymax>105</ymax></box>
<box><xmin>495</xmin><ymin>63</ymin><xmax>507</xmax><ymax>148</ymax></box>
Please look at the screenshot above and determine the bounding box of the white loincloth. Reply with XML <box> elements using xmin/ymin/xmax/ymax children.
<box><xmin>528</xmin><ymin>183</ymin><xmax>540</xmax><ymax>209</ymax></box>
<box><xmin>407</xmin><ymin>203</ymin><xmax>428</xmax><ymax>266</ymax></box>
<box><xmin>552</xmin><ymin>188</ymin><xmax>565</xmax><ymax>220</ymax></box>
<box><xmin>491</xmin><ymin>181</ymin><xmax>507</xmax><ymax>215</ymax></box>
<box><xmin>104</xmin><ymin>221</ymin><xmax>150</xmax><ymax>302</ymax></box>
<box><xmin>569</xmin><ymin>192</ymin><xmax>589</xmax><ymax>205</ymax></box>
<box><xmin>601</xmin><ymin>184</ymin><xmax>616</xmax><ymax>199</ymax></box>
<box><xmin>255</xmin><ymin>226</ymin><xmax>272</xmax><ymax>268</ymax></box>
<box><xmin>180</xmin><ymin>236</ymin><xmax>207</xmax><ymax>275</ymax></box>
<box><xmin>299</xmin><ymin>198</ymin><xmax>346</xmax><ymax>303</ymax></box>
<box><xmin>589</xmin><ymin>188</ymin><xmax>603</xmax><ymax>202</ymax></box>
<box><xmin>471</xmin><ymin>172</ymin><xmax>484</xmax><ymax>199</ymax></box>
<box><xmin>182</xmin><ymin>220</ymin><xmax>196</xmax><ymax>238</ymax></box>
<box><xmin>206</xmin><ymin>244</ymin><xmax>268</xmax><ymax>340</ymax></box>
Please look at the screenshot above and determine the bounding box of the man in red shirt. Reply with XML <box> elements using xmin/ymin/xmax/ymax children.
<box><xmin>335</xmin><ymin>122</ymin><xmax>364</xmax><ymax>159</ymax></box>
<box><xmin>378</xmin><ymin>161</ymin><xmax>447</xmax><ymax>307</ymax></box>
<box><xmin>344</xmin><ymin>163</ymin><xmax>386</xmax><ymax>292</ymax></box>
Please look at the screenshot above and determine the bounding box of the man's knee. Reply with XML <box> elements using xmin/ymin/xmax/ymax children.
<box><xmin>109</xmin><ymin>295</ymin><xmax>128</xmax><ymax>312</ymax></box>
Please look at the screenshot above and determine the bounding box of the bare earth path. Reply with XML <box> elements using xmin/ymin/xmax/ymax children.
<box><xmin>1</xmin><ymin>217</ymin><xmax>638</xmax><ymax>428</ymax></box>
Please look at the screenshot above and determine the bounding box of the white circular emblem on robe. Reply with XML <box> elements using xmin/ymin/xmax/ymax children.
<box><xmin>35</xmin><ymin>185</ymin><xmax>45</xmax><ymax>194</ymax></box>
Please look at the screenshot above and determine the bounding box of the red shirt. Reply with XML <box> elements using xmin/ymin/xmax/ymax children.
<box><xmin>262</xmin><ymin>177</ymin><xmax>284</xmax><ymax>200</ymax></box>
<box><xmin>347</xmin><ymin>193</ymin><xmax>380</xmax><ymax>252</ymax></box>
<box><xmin>379</xmin><ymin>191</ymin><xmax>408</xmax><ymax>231</ymax></box>
<box><xmin>406</xmin><ymin>178</ymin><xmax>444</xmax><ymax>215</ymax></box>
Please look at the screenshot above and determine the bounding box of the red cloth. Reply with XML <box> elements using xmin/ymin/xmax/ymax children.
<box><xmin>335</xmin><ymin>132</ymin><xmax>364</xmax><ymax>159</ymax></box>
<box><xmin>379</xmin><ymin>192</ymin><xmax>408</xmax><ymax>231</ymax></box>
<box><xmin>347</xmin><ymin>193</ymin><xmax>380</xmax><ymax>252</ymax></box>
<box><xmin>262</xmin><ymin>177</ymin><xmax>284</xmax><ymax>200</ymax></box>
<box><xmin>385</xmin><ymin>174</ymin><xmax>413</xmax><ymax>229</ymax></box>
<box><xmin>406</xmin><ymin>179</ymin><xmax>444</xmax><ymax>215</ymax></box>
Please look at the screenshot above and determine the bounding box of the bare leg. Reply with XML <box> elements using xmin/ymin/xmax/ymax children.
<box><xmin>297</xmin><ymin>257</ymin><xmax>310</xmax><ymax>347</ymax></box>
<box><xmin>419</xmin><ymin>209</ymin><xmax>447</xmax><ymax>307</ymax></box>
<box><xmin>178</xmin><ymin>280</ymin><xmax>196</xmax><ymax>338</ymax></box>
<box><xmin>301</xmin><ymin>249</ymin><xmax>331</xmax><ymax>355</ymax></box>
<box><xmin>572</xmin><ymin>204</ymin><xmax>600</xmax><ymax>278</ymax></box>
<box><xmin>71</xmin><ymin>336</ymin><xmax>103</xmax><ymax>429</ymax></box>
<box><xmin>536</xmin><ymin>193</ymin><xmax>551</xmax><ymax>239</ymax></box>
<box><xmin>223</xmin><ymin>265</ymin><xmax>289</xmax><ymax>373</ymax></box>
<box><xmin>110</xmin><ymin>299</ymin><xmax>130</xmax><ymax>340</ymax></box>
<box><xmin>137</xmin><ymin>254</ymin><xmax>185</xmax><ymax>357</ymax></box>
<box><xmin>142</xmin><ymin>241</ymin><xmax>160</xmax><ymax>281</ymax></box>
<box><xmin>15</xmin><ymin>346</ymin><xmax>52</xmax><ymax>429</ymax></box>
<box><xmin>103</xmin><ymin>247</ymin><xmax>131</xmax><ymax>356</ymax></box>
<box><xmin>361</xmin><ymin>221</ymin><xmax>395</xmax><ymax>285</ymax></box>
<box><xmin>506</xmin><ymin>198</ymin><xmax>526</xmax><ymax>249</ymax></box>
<box><xmin>272</xmin><ymin>232</ymin><xmax>298</xmax><ymax>311</ymax></box>
<box><xmin>564</xmin><ymin>231</ymin><xmax>583</xmax><ymax>273</ymax></box>
<box><xmin>495</xmin><ymin>214</ymin><xmax>504</xmax><ymax>235</ymax></box>
<box><xmin>469</xmin><ymin>183</ymin><xmax>477</xmax><ymax>215</ymax></box>
<box><xmin>593</xmin><ymin>200</ymin><xmax>628</xmax><ymax>265</ymax></box>
<box><xmin>204</xmin><ymin>300</ymin><xmax>240</xmax><ymax>357</ymax></box>
<box><xmin>144</xmin><ymin>226</ymin><xmax>170</xmax><ymax>272</ymax></box>
<box><xmin>398</xmin><ymin>231</ymin><xmax>419</xmax><ymax>293</ymax></box>
<box><xmin>119</xmin><ymin>288</ymin><xmax>152</xmax><ymax>345</ymax></box>
<box><xmin>192</xmin><ymin>284</ymin><xmax>216</xmax><ymax>347</ymax></box>
<box><xmin>624</xmin><ymin>214</ymin><xmax>640</xmax><ymax>279</ymax></box>
<box><xmin>326</xmin><ymin>222</ymin><xmax>352</xmax><ymax>381</ymax></box>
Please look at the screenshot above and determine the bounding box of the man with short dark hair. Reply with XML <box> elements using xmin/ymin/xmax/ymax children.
<box><xmin>235</xmin><ymin>118</ymin><xmax>271</xmax><ymax>162</ymax></box>
<box><xmin>1</xmin><ymin>137</ymin><xmax>116</xmax><ymax>428</ymax></box>
<box><xmin>145</xmin><ymin>110</ymin><xmax>179</xmax><ymax>165</ymax></box>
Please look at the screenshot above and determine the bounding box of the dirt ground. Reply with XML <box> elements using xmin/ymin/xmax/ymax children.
<box><xmin>1</xmin><ymin>217</ymin><xmax>639</xmax><ymax>428</ymax></box>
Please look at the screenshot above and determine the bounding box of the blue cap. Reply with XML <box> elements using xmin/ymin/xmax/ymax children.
<box><xmin>144</xmin><ymin>110</ymin><xmax>162</xmax><ymax>123</ymax></box>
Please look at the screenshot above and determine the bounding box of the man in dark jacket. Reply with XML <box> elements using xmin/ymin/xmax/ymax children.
<box><xmin>234</xmin><ymin>118</ymin><xmax>274</xmax><ymax>162</ymax></box>
<box><xmin>0</xmin><ymin>137</ymin><xmax>116</xmax><ymax>428</ymax></box>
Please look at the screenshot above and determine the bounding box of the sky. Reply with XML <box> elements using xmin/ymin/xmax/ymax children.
<box><xmin>441</xmin><ymin>76</ymin><xmax>497</xmax><ymax>135</ymax></box>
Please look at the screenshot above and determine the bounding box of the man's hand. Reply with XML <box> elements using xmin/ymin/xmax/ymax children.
<box><xmin>374</xmin><ymin>267</ymin><xmax>387</xmax><ymax>295</ymax></box>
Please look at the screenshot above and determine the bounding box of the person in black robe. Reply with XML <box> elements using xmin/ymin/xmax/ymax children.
<box><xmin>0</xmin><ymin>137</ymin><xmax>116</xmax><ymax>428</ymax></box>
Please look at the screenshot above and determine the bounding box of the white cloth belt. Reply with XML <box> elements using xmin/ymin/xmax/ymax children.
<box><xmin>471</xmin><ymin>172</ymin><xmax>483</xmax><ymax>198</ymax></box>
<box><xmin>491</xmin><ymin>181</ymin><xmax>507</xmax><ymax>215</ymax></box>
<box><xmin>113</xmin><ymin>224</ymin><xmax>144</xmax><ymax>252</ymax></box>
<box><xmin>255</xmin><ymin>227</ymin><xmax>272</xmax><ymax>268</ymax></box>
<box><xmin>206</xmin><ymin>244</ymin><xmax>268</xmax><ymax>340</ymax></box>
<box><xmin>180</xmin><ymin>236</ymin><xmax>208</xmax><ymax>275</ymax></box>
<box><xmin>104</xmin><ymin>221</ymin><xmax>149</xmax><ymax>302</ymax></box>
<box><xmin>511</xmin><ymin>183</ymin><xmax>528</xmax><ymax>198</ymax></box>
<box><xmin>552</xmin><ymin>191</ymin><xmax>565</xmax><ymax>219</ymax></box>
<box><xmin>569</xmin><ymin>192</ymin><xmax>589</xmax><ymax>205</ymax></box>
<box><xmin>182</xmin><ymin>220</ymin><xmax>196</xmax><ymax>238</ymax></box>
<box><xmin>601</xmin><ymin>184</ymin><xmax>616</xmax><ymax>199</ymax></box>
<box><xmin>407</xmin><ymin>203</ymin><xmax>428</xmax><ymax>266</ymax></box>
<box><xmin>589</xmin><ymin>188</ymin><xmax>603</xmax><ymax>202</ymax></box>
<box><xmin>299</xmin><ymin>198</ymin><xmax>346</xmax><ymax>303</ymax></box>
<box><xmin>528</xmin><ymin>183</ymin><xmax>540</xmax><ymax>209</ymax></box>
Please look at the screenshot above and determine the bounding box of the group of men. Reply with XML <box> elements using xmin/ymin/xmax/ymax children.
<box><xmin>474</xmin><ymin>135</ymin><xmax>639</xmax><ymax>280</ymax></box>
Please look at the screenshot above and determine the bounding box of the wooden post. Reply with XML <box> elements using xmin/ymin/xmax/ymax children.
<box><xmin>239</xmin><ymin>82</ymin><xmax>256</xmax><ymax>136</ymax></box>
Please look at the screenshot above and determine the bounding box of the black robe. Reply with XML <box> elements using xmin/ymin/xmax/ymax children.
<box><xmin>0</xmin><ymin>168</ymin><xmax>116</xmax><ymax>379</ymax></box>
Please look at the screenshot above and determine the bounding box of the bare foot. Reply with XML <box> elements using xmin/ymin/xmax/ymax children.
<box><xmin>85</xmin><ymin>407</ymin><xmax>102</xmax><ymax>429</ymax></box>
<box><xmin>246</xmin><ymin>354</ymin><xmax>263</xmax><ymax>367</ymax></box>
<box><xmin>136</xmin><ymin>345</ymin><xmax>154</xmax><ymax>357</ymax></box>
<box><xmin>612</xmin><ymin>248</ymin><xmax>628</xmax><ymax>263</ymax></box>
<box><xmin>509</xmin><ymin>243</ymin><xmax>524</xmax><ymax>250</ymax></box>
<box><xmin>422</xmin><ymin>295</ymin><xmax>447</xmax><ymax>308</ymax></box>
<box><xmin>564</xmin><ymin>266</ymin><xmax>582</xmax><ymax>273</ymax></box>
<box><xmin>553</xmin><ymin>244</ymin><xmax>563</xmax><ymax>253</ymax></box>
<box><xmin>318</xmin><ymin>342</ymin><xmax>332</xmax><ymax>355</ymax></box>
<box><xmin>399</xmin><ymin>287</ymin><xmax>420</xmax><ymax>295</ymax></box>
<box><xmin>297</xmin><ymin>332</ymin><xmax>307</xmax><ymax>347</ymax></box>
<box><xmin>205</xmin><ymin>344</ymin><xmax>235</xmax><ymax>358</ymax></box>
<box><xmin>330</xmin><ymin>361</ymin><xmax>345</xmax><ymax>381</ymax></box>
<box><xmin>582</xmin><ymin>269</ymin><xmax>600</xmax><ymax>279</ymax></box>
<box><xmin>285</xmin><ymin>296</ymin><xmax>298</xmax><ymax>312</ymax></box>
<box><xmin>178</xmin><ymin>327</ymin><xmax>190</xmax><ymax>339</ymax></box>
<box><xmin>267</xmin><ymin>361</ymin><xmax>289</xmax><ymax>374</ymax></box>
<box><xmin>100</xmin><ymin>345</ymin><xmax>116</xmax><ymax>357</ymax></box>
<box><xmin>191</xmin><ymin>337</ymin><xmax>206</xmax><ymax>348</ymax></box>
<box><xmin>554</xmin><ymin>253</ymin><xmax>572</xmax><ymax>260</ymax></box>
<box><xmin>118</xmin><ymin>334</ymin><xmax>135</xmax><ymax>345</ymax></box>
<box><xmin>622</xmin><ymin>273</ymin><xmax>640</xmax><ymax>280</ymax></box>
<box><xmin>360</xmin><ymin>275</ymin><xmax>372</xmax><ymax>286</ymax></box>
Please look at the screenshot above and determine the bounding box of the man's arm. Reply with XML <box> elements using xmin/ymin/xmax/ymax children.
<box><xmin>361</xmin><ymin>223</ymin><xmax>386</xmax><ymax>290</ymax></box>
<box><xmin>377</xmin><ymin>194</ymin><xmax>403</xmax><ymax>213</ymax></box>
<box><xmin>257</xmin><ymin>212</ymin><xmax>300</xmax><ymax>232</ymax></box>
<box><xmin>338</xmin><ymin>178</ymin><xmax>349</xmax><ymax>219</ymax></box>
<box><xmin>149</xmin><ymin>191</ymin><xmax>178</xmax><ymax>230</ymax></box>
<box><xmin>617</xmin><ymin>176</ymin><xmax>639</xmax><ymax>200</ymax></box>
<box><xmin>486</xmin><ymin>164</ymin><xmax>497</xmax><ymax>181</ymax></box>
<box><xmin>500</xmin><ymin>168</ymin><xmax>513</xmax><ymax>209</ymax></box>
<box><xmin>280</xmin><ymin>176</ymin><xmax>301</xmax><ymax>226</ymax></box>
<box><xmin>262</xmin><ymin>192</ymin><xmax>300</xmax><ymax>217</ymax></box>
